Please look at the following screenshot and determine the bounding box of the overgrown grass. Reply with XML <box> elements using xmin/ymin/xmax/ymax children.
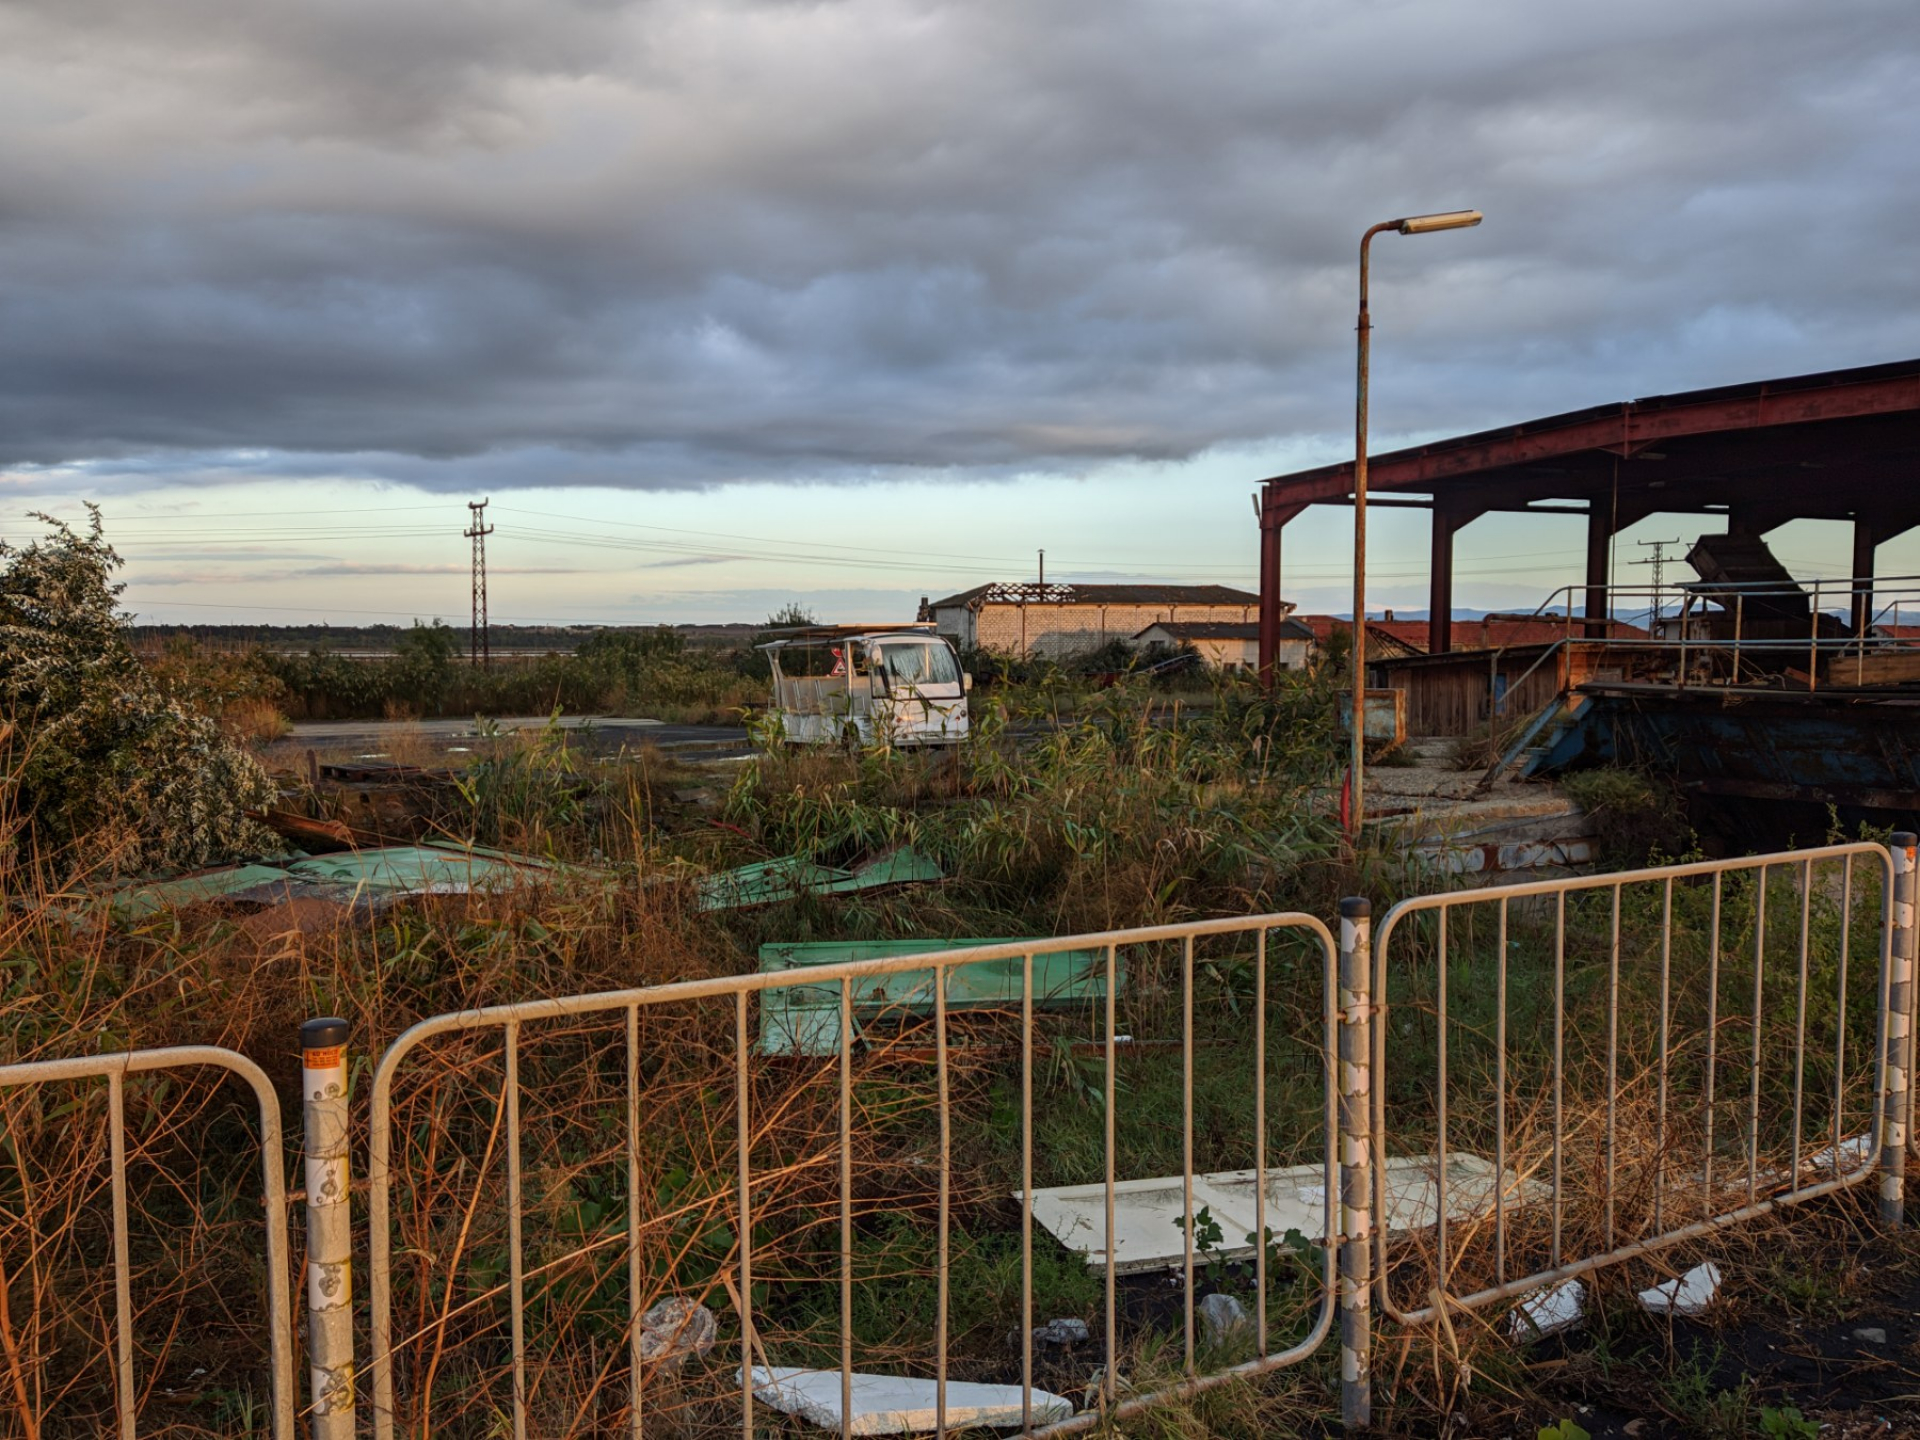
<box><xmin>0</xmin><ymin>669</ymin><xmax>1906</xmax><ymax>1436</ymax></box>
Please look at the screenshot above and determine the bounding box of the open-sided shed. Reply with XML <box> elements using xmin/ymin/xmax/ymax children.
<box><xmin>1255</xmin><ymin>358</ymin><xmax>1920</xmax><ymax>673</ymax></box>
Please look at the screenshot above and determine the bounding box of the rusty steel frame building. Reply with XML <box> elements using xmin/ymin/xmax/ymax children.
<box><xmin>1255</xmin><ymin>358</ymin><xmax>1920</xmax><ymax>674</ymax></box>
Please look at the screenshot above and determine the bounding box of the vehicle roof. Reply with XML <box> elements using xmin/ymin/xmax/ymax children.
<box><xmin>757</xmin><ymin>622</ymin><xmax>944</xmax><ymax>649</ymax></box>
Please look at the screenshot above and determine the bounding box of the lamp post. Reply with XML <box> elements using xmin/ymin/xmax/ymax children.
<box><xmin>1350</xmin><ymin>209</ymin><xmax>1481</xmax><ymax>842</ymax></box>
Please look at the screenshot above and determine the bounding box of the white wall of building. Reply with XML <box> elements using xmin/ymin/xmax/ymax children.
<box><xmin>933</xmin><ymin>600</ymin><xmax>1257</xmax><ymax>658</ymax></box>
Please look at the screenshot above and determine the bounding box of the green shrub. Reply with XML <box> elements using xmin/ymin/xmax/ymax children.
<box><xmin>0</xmin><ymin>511</ymin><xmax>274</xmax><ymax>873</ymax></box>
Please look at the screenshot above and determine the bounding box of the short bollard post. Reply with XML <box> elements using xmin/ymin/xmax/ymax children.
<box><xmin>1884</xmin><ymin>835</ymin><xmax>1918</xmax><ymax>1225</ymax></box>
<box><xmin>1338</xmin><ymin>898</ymin><xmax>1374</xmax><ymax>1431</ymax></box>
<box><xmin>301</xmin><ymin>1017</ymin><xmax>355</xmax><ymax>1435</ymax></box>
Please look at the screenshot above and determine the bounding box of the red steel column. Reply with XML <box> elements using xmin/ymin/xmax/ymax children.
<box><xmin>1583</xmin><ymin>503</ymin><xmax>1613</xmax><ymax>639</ymax></box>
<box><xmin>1259</xmin><ymin>511</ymin><xmax>1281</xmax><ymax>685</ymax></box>
<box><xmin>1852</xmin><ymin>517</ymin><xmax>1878</xmax><ymax>640</ymax></box>
<box><xmin>1258</xmin><ymin>501</ymin><xmax>1306</xmax><ymax>688</ymax></box>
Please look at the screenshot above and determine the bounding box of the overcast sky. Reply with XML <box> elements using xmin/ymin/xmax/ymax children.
<box><xmin>2</xmin><ymin>0</ymin><xmax>1916</xmax><ymax>624</ymax></box>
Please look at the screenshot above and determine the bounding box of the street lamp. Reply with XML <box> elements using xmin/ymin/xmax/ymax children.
<box><xmin>1349</xmin><ymin>209</ymin><xmax>1481</xmax><ymax>841</ymax></box>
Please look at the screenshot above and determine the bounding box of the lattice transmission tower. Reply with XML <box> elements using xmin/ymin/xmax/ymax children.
<box><xmin>1630</xmin><ymin>537</ymin><xmax>1683</xmax><ymax>630</ymax></box>
<box><xmin>465</xmin><ymin>499</ymin><xmax>494</xmax><ymax>668</ymax></box>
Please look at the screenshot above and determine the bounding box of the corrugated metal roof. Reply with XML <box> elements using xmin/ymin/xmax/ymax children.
<box><xmin>1134</xmin><ymin>621</ymin><xmax>1269</xmax><ymax>641</ymax></box>
<box><xmin>923</xmin><ymin>582</ymin><xmax>1259</xmax><ymax>612</ymax></box>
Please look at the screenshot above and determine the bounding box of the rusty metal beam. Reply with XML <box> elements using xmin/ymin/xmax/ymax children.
<box><xmin>1259</xmin><ymin>360</ymin><xmax>1920</xmax><ymax>506</ymax></box>
<box><xmin>1258</xmin><ymin>502</ymin><xmax>1307</xmax><ymax>687</ymax></box>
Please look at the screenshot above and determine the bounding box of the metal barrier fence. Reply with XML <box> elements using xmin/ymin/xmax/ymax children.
<box><xmin>5</xmin><ymin>838</ymin><xmax>1918</xmax><ymax>1437</ymax></box>
<box><xmin>366</xmin><ymin>914</ymin><xmax>1340</xmax><ymax>1439</ymax></box>
<box><xmin>0</xmin><ymin>1046</ymin><xmax>294</xmax><ymax>1440</ymax></box>
<box><xmin>1368</xmin><ymin>838</ymin><xmax>1913</xmax><ymax>1331</ymax></box>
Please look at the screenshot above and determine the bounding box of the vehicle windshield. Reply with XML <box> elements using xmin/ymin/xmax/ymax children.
<box><xmin>875</xmin><ymin>641</ymin><xmax>960</xmax><ymax>688</ymax></box>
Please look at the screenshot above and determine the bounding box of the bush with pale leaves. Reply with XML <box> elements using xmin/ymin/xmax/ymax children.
<box><xmin>0</xmin><ymin>511</ymin><xmax>274</xmax><ymax>874</ymax></box>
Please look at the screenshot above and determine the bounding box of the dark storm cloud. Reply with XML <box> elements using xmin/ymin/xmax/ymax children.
<box><xmin>1</xmin><ymin>0</ymin><xmax>1915</xmax><ymax>492</ymax></box>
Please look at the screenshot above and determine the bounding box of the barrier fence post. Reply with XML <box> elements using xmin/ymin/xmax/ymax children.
<box><xmin>1338</xmin><ymin>898</ymin><xmax>1373</xmax><ymax>1431</ymax></box>
<box><xmin>301</xmin><ymin>1017</ymin><xmax>356</xmax><ymax>1435</ymax></box>
<box><xmin>1885</xmin><ymin>836</ymin><xmax>1919</xmax><ymax>1224</ymax></box>
<box><xmin>1905</xmin><ymin>835</ymin><xmax>1920</xmax><ymax>1169</ymax></box>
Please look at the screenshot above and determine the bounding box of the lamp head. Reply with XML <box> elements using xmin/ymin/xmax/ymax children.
<box><xmin>1396</xmin><ymin>209</ymin><xmax>1482</xmax><ymax>235</ymax></box>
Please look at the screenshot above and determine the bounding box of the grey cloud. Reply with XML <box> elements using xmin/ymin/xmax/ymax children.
<box><xmin>637</xmin><ymin>554</ymin><xmax>742</xmax><ymax>569</ymax></box>
<box><xmin>0</xmin><ymin>0</ymin><xmax>1915</xmax><ymax>492</ymax></box>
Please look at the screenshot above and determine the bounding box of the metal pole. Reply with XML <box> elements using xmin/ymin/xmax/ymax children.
<box><xmin>1348</xmin><ymin>211</ymin><xmax>1479</xmax><ymax>828</ymax></box>
<box><xmin>1809</xmin><ymin>580</ymin><xmax>1821</xmax><ymax>692</ymax></box>
<box><xmin>1350</xmin><ymin>227</ymin><xmax>1388</xmax><ymax>842</ymax></box>
<box><xmin>301</xmin><ymin>1017</ymin><xmax>355</xmax><ymax>1436</ymax></box>
<box><xmin>1883</xmin><ymin>835</ymin><xmax>1917</xmax><ymax>1224</ymax></box>
<box><xmin>1337</xmin><ymin>898</ymin><xmax>1373</xmax><ymax>1430</ymax></box>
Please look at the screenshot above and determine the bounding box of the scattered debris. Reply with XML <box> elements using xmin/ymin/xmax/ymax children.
<box><xmin>1801</xmin><ymin>1134</ymin><xmax>1874</xmax><ymax>1175</ymax></box>
<box><xmin>1010</xmin><ymin>1318</ymin><xmax>1090</xmax><ymax>1351</ymax></box>
<box><xmin>1508</xmin><ymin>1279</ymin><xmax>1586</xmax><ymax>1340</ymax></box>
<box><xmin>757</xmin><ymin>937</ymin><xmax>1112</xmax><ymax>1056</ymax></box>
<box><xmin>1020</xmin><ymin>1154</ymin><xmax>1540</xmax><ymax>1274</ymax></box>
<box><xmin>106</xmin><ymin>841</ymin><xmax>578</xmax><ymax>920</ymax></box>
<box><xmin>697</xmin><ymin>847</ymin><xmax>944</xmax><ymax>912</ymax></box>
<box><xmin>252</xmin><ymin>808</ymin><xmax>361</xmax><ymax>852</ymax></box>
<box><xmin>637</xmin><ymin>1297</ymin><xmax>716</xmax><ymax>1373</ymax></box>
<box><xmin>1853</xmin><ymin>1326</ymin><xmax>1888</xmax><ymax>1346</ymax></box>
<box><xmin>1638</xmin><ymin>1261</ymin><xmax>1722</xmax><ymax>1318</ymax></box>
<box><xmin>743</xmin><ymin>1366</ymin><xmax>1073</xmax><ymax>1434</ymax></box>
<box><xmin>1196</xmin><ymin>1292</ymin><xmax>1251</xmax><ymax>1345</ymax></box>
<box><xmin>319</xmin><ymin>759</ymin><xmax>459</xmax><ymax>784</ymax></box>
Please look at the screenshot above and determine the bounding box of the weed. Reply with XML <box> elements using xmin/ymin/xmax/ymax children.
<box><xmin>1656</xmin><ymin>1344</ymin><xmax>1753</xmax><ymax>1439</ymax></box>
<box><xmin>1759</xmin><ymin>1405</ymin><xmax>1819</xmax><ymax>1440</ymax></box>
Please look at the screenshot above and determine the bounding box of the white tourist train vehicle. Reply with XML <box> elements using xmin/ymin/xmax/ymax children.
<box><xmin>758</xmin><ymin>623</ymin><xmax>971</xmax><ymax>747</ymax></box>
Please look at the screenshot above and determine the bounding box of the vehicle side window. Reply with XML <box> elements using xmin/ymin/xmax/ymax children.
<box><xmin>876</xmin><ymin>643</ymin><xmax>960</xmax><ymax>686</ymax></box>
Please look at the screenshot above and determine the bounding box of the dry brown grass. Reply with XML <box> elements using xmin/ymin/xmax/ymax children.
<box><xmin>0</xmin><ymin>723</ymin><xmax>1904</xmax><ymax>1436</ymax></box>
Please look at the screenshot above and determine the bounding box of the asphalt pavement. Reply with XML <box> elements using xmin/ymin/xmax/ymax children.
<box><xmin>272</xmin><ymin>714</ymin><xmax>751</xmax><ymax>758</ymax></box>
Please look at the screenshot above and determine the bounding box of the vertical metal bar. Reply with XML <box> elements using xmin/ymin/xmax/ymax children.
<box><xmin>841</xmin><ymin>979</ymin><xmax>853</xmax><ymax>1438</ymax></box>
<box><xmin>506</xmin><ymin>1021</ymin><xmax>527</xmax><ymax>1440</ymax></box>
<box><xmin>1676</xmin><ymin>593</ymin><xmax>1690</xmax><ymax>687</ymax></box>
<box><xmin>1881</xmin><ymin>834</ymin><xmax>1916</xmax><ymax>1223</ymax></box>
<box><xmin>1731</xmin><ymin>594</ymin><xmax>1744</xmax><ymax>686</ymax></box>
<box><xmin>1604</xmin><ymin>885</ymin><xmax>1620</xmax><ymax>1248</ymax></box>
<box><xmin>1654</xmin><ymin>878</ymin><xmax>1673</xmax><ymax>1234</ymax></box>
<box><xmin>1102</xmin><ymin>942</ymin><xmax>1117</xmax><ymax>1411</ymax></box>
<box><xmin>1020</xmin><ymin>955</ymin><xmax>1033</xmax><ymax>1432</ymax></box>
<box><xmin>1837</xmin><ymin>856</ymin><xmax>1854</xmax><ymax>1165</ymax></box>
<box><xmin>1338</xmin><ymin>898</ymin><xmax>1373</xmax><ymax>1432</ymax></box>
<box><xmin>108</xmin><ymin>1069</ymin><xmax>135</xmax><ymax>1440</ymax></box>
<box><xmin>300</xmin><ymin>1017</ymin><xmax>354</xmax><ymax>1440</ymax></box>
<box><xmin>1494</xmin><ymin>899</ymin><xmax>1507</xmax><ymax>1286</ymax></box>
<box><xmin>1435</xmin><ymin>907</ymin><xmax>1449</xmax><ymax>1288</ymax></box>
<box><xmin>1902</xmin><ymin>837</ymin><xmax>1919</xmax><ymax>1182</ymax></box>
<box><xmin>1181</xmin><ymin>934</ymin><xmax>1195</xmax><ymax>1375</ymax></box>
<box><xmin>1809</xmin><ymin>580</ymin><xmax>1821</xmax><ymax>691</ymax></box>
<box><xmin>1704</xmin><ymin>874</ymin><xmax>1723</xmax><ymax>1215</ymax></box>
<box><xmin>736</xmin><ymin>992</ymin><xmax>754</xmax><ymax>1436</ymax></box>
<box><xmin>935</xmin><ymin>966</ymin><xmax>950</xmax><ymax>1439</ymax></box>
<box><xmin>1749</xmin><ymin>866</ymin><xmax>1769</xmax><ymax>1205</ymax></box>
<box><xmin>627</xmin><ymin>1007</ymin><xmax>643</xmax><ymax>1440</ymax></box>
<box><xmin>1254</xmin><ymin>928</ymin><xmax>1269</xmax><ymax>1356</ymax></box>
<box><xmin>1551</xmin><ymin>891</ymin><xmax>1565</xmax><ymax>1269</ymax></box>
<box><xmin>1792</xmin><ymin>859</ymin><xmax>1813</xmax><ymax>1184</ymax></box>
